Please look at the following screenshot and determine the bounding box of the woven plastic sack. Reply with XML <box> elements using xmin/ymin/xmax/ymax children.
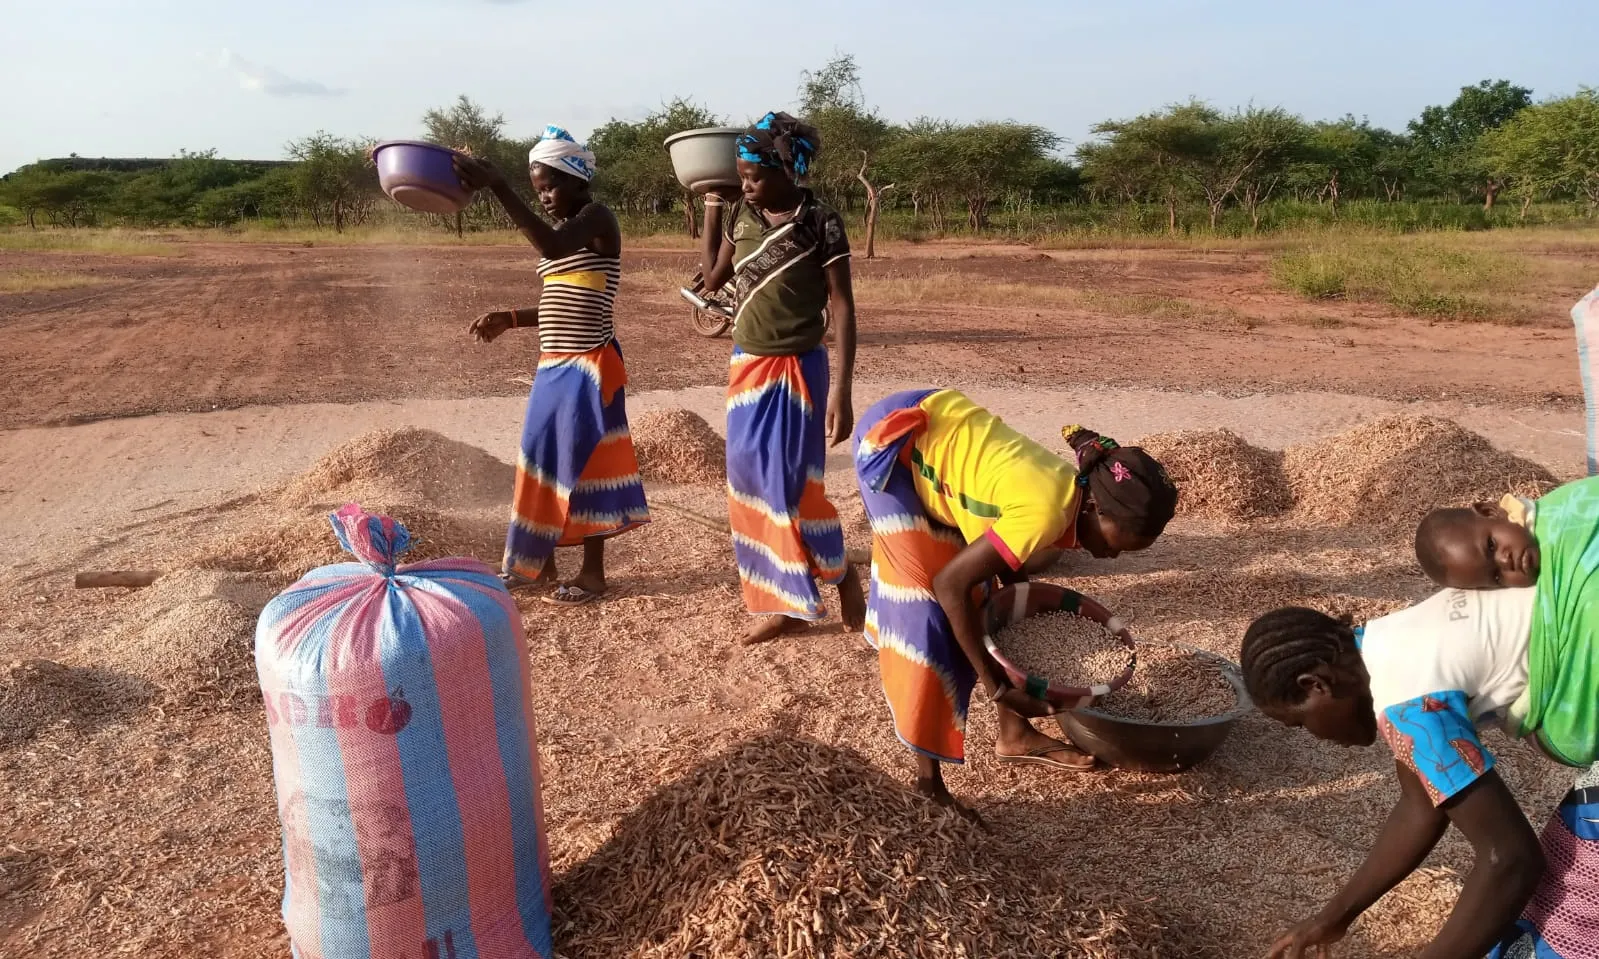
<box><xmin>1573</xmin><ymin>283</ymin><xmax>1599</xmax><ymax>476</ymax></box>
<box><xmin>256</xmin><ymin>504</ymin><xmax>552</xmax><ymax>959</ymax></box>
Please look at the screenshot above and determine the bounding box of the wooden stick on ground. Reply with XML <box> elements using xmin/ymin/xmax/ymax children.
<box><xmin>652</xmin><ymin>500</ymin><xmax>871</xmax><ymax>566</ymax></box>
<box><xmin>75</xmin><ymin>570</ymin><xmax>162</xmax><ymax>589</ymax></box>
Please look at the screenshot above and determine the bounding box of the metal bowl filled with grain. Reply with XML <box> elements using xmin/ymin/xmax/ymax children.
<box><xmin>1057</xmin><ymin>642</ymin><xmax>1252</xmax><ymax>773</ymax></box>
<box><xmin>981</xmin><ymin>583</ymin><xmax>1137</xmax><ymax>710</ymax></box>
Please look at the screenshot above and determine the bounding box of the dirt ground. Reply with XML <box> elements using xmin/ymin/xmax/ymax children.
<box><xmin>0</xmin><ymin>239</ymin><xmax>1587</xmax><ymax>430</ymax></box>
<box><xmin>0</xmin><ymin>238</ymin><xmax>1592</xmax><ymax>958</ymax></box>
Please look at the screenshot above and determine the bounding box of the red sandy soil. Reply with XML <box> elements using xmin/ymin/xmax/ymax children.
<box><xmin>0</xmin><ymin>240</ymin><xmax>1582</xmax><ymax>431</ymax></box>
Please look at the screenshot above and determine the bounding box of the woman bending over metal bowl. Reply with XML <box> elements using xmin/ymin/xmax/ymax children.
<box><xmin>852</xmin><ymin>390</ymin><xmax>1178</xmax><ymax>814</ymax></box>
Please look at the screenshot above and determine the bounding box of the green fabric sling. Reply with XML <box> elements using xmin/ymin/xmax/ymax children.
<box><xmin>1510</xmin><ymin>476</ymin><xmax>1599</xmax><ymax>766</ymax></box>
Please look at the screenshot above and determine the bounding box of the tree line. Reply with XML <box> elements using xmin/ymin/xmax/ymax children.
<box><xmin>2</xmin><ymin>57</ymin><xmax>1595</xmax><ymax>241</ymax></box>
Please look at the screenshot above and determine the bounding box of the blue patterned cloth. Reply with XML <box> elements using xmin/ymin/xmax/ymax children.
<box><xmin>1379</xmin><ymin>690</ymin><xmax>1495</xmax><ymax>804</ymax></box>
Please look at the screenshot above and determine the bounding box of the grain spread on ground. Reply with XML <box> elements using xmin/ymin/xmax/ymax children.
<box><xmin>0</xmin><ymin>391</ymin><xmax>1582</xmax><ymax>957</ymax></box>
<box><xmin>632</xmin><ymin>408</ymin><xmax>726</xmax><ymax>486</ymax></box>
<box><xmin>275</xmin><ymin>426</ymin><xmax>512</xmax><ymax>510</ymax></box>
<box><xmin>182</xmin><ymin>429</ymin><xmax>513</xmax><ymax>577</ymax></box>
<box><xmin>552</xmin><ymin>734</ymin><xmax>1171</xmax><ymax>958</ymax></box>
<box><xmin>1093</xmin><ymin>643</ymin><xmax>1238</xmax><ymax>723</ymax></box>
<box><xmin>0</xmin><ymin>659</ymin><xmax>152</xmax><ymax>744</ymax></box>
<box><xmin>71</xmin><ymin>570</ymin><xmax>271</xmax><ymax>707</ymax></box>
<box><xmin>996</xmin><ymin>610</ymin><xmax>1128</xmax><ymax>687</ymax></box>
<box><xmin>1284</xmin><ymin>414</ymin><xmax>1556</xmax><ymax>525</ymax></box>
<box><xmin>1136</xmin><ymin>428</ymin><xmax>1290</xmax><ymax>521</ymax></box>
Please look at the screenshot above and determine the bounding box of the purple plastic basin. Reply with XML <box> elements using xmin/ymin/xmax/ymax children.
<box><xmin>371</xmin><ymin>140</ymin><xmax>474</xmax><ymax>215</ymax></box>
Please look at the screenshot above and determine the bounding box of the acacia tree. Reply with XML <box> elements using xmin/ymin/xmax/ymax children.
<box><xmin>1290</xmin><ymin>118</ymin><xmax>1380</xmax><ymax>211</ymax></box>
<box><xmin>1483</xmin><ymin>88</ymin><xmax>1599</xmax><ymax>214</ymax></box>
<box><xmin>0</xmin><ymin>167</ymin><xmax>54</xmax><ymax>228</ymax></box>
<box><xmin>1229</xmin><ymin>109</ymin><xmax>1310</xmax><ymax>232</ymax></box>
<box><xmin>944</xmin><ymin>122</ymin><xmax>1059</xmax><ymax>230</ymax></box>
<box><xmin>880</xmin><ymin>119</ymin><xmax>958</xmax><ymax>232</ymax></box>
<box><xmin>1371</xmin><ymin>128</ymin><xmax>1413</xmax><ymax>202</ymax></box>
<box><xmin>588</xmin><ymin>98</ymin><xmax>723</xmax><ymax>236</ymax></box>
<box><xmin>1081</xmin><ymin>104</ymin><xmax>1208</xmax><ymax>234</ymax></box>
<box><xmin>798</xmin><ymin>54</ymin><xmax>896</xmax><ymax>256</ymax></box>
<box><xmin>1409</xmin><ymin>79</ymin><xmax>1533</xmax><ymax>208</ymax></box>
<box><xmin>286</xmin><ymin>133</ymin><xmax>377</xmax><ymax>232</ymax></box>
<box><xmin>422</xmin><ymin>96</ymin><xmax>534</xmax><ymax>233</ymax></box>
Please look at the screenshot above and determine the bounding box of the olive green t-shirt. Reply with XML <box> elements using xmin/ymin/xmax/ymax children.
<box><xmin>723</xmin><ymin>192</ymin><xmax>851</xmax><ymax>356</ymax></box>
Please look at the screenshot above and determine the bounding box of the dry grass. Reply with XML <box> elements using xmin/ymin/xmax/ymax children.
<box><xmin>0</xmin><ymin>269</ymin><xmax>105</xmax><ymax>293</ymax></box>
<box><xmin>1268</xmin><ymin>232</ymin><xmax>1598</xmax><ymax>325</ymax></box>
<box><xmin>849</xmin><ymin>271</ymin><xmax>1242</xmax><ymax>323</ymax></box>
<box><xmin>0</xmin><ymin>229</ymin><xmax>181</xmax><ymax>256</ymax></box>
<box><xmin>197</xmin><ymin>224</ymin><xmax>531</xmax><ymax>247</ymax></box>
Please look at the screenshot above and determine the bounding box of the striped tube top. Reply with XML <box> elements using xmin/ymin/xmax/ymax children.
<box><xmin>535</xmin><ymin>249</ymin><xmax>620</xmax><ymax>353</ymax></box>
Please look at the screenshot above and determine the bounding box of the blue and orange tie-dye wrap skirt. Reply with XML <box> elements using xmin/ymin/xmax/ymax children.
<box><xmin>725</xmin><ymin>346</ymin><xmax>847</xmax><ymax>621</ymax></box>
<box><xmin>853</xmin><ymin>388</ymin><xmax>981</xmax><ymax>765</ymax></box>
<box><xmin>503</xmin><ymin>341</ymin><xmax>650</xmax><ymax>578</ymax></box>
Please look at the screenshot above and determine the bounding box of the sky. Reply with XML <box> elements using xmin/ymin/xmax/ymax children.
<box><xmin>0</xmin><ymin>0</ymin><xmax>1591</xmax><ymax>175</ymax></box>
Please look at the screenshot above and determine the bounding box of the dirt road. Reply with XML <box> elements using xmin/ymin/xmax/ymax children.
<box><xmin>0</xmin><ymin>378</ymin><xmax>1582</xmax><ymax>572</ymax></box>
<box><xmin>0</xmin><ymin>241</ymin><xmax>1584</xmax><ymax>430</ymax></box>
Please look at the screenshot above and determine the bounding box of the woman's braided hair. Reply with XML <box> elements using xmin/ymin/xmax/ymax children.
<box><xmin>1061</xmin><ymin>426</ymin><xmax>1178</xmax><ymax>539</ymax></box>
<box><xmin>1239</xmin><ymin>607</ymin><xmax>1358</xmax><ymax>707</ymax></box>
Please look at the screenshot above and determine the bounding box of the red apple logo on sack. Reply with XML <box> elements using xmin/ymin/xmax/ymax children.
<box><xmin>365</xmin><ymin>688</ymin><xmax>413</xmax><ymax>734</ymax></box>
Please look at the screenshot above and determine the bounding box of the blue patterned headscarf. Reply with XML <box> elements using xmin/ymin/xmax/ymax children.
<box><xmin>735</xmin><ymin>112</ymin><xmax>820</xmax><ymax>179</ymax></box>
<box><xmin>528</xmin><ymin>125</ymin><xmax>596</xmax><ymax>182</ymax></box>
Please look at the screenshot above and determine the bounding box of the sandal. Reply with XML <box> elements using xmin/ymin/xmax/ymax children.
<box><xmin>542</xmin><ymin>584</ymin><xmax>605</xmax><ymax>607</ymax></box>
<box><xmin>996</xmin><ymin>739</ymin><xmax>1097</xmax><ymax>772</ymax></box>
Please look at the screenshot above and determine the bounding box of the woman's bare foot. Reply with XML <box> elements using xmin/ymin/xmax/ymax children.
<box><xmin>915</xmin><ymin>776</ymin><xmax>985</xmax><ymax>827</ymax></box>
<box><xmin>501</xmin><ymin>558</ymin><xmax>559</xmax><ymax>591</ymax></box>
<box><xmin>740</xmin><ymin>614</ymin><xmax>809</xmax><ymax>646</ymax></box>
<box><xmin>837</xmin><ymin>565</ymin><xmax>867</xmax><ymax>631</ymax></box>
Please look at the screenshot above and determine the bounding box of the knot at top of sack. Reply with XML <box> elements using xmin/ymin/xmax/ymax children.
<box><xmin>328</xmin><ymin>504</ymin><xmax>412</xmax><ymax>575</ymax></box>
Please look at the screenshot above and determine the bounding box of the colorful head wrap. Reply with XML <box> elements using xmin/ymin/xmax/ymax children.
<box><xmin>736</xmin><ymin>112</ymin><xmax>820</xmax><ymax>179</ymax></box>
<box><xmin>528</xmin><ymin>125</ymin><xmax>596</xmax><ymax>182</ymax></box>
<box><xmin>1061</xmin><ymin>425</ymin><xmax>1179</xmax><ymax>539</ymax></box>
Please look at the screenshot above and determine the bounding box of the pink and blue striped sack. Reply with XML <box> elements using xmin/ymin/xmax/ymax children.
<box><xmin>256</xmin><ymin>505</ymin><xmax>552</xmax><ymax>959</ymax></box>
<box><xmin>1575</xmin><ymin>284</ymin><xmax>1599</xmax><ymax>476</ymax></box>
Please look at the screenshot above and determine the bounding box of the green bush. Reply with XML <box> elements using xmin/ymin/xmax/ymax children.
<box><xmin>1270</xmin><ymin>236</ymin><xmax>1520</xmax><ymax>321</ymax></box>
<box><xmin>1272</xmin><ymin>249</ymin><xmax>1350</xmax><ymax>298</ymax></box>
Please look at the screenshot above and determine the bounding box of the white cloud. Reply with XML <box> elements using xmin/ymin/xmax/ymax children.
<box><xmin>214</xmin><ymin>49</ymin><xmax>343</xmax><ymax>98</ymax></box>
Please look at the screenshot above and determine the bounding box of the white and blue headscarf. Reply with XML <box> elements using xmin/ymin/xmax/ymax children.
<box><xmin>736</xmin><ymin>112</ymin><xmax>819</xmax><ymax>179</ymax></box>
<box><xmin>528</xmin><ymin>125</ymin><xmax>596</xmax><ymax>182</ymax></box>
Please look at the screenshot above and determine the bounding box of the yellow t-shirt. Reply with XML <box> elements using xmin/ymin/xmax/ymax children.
<box><xmin>910</xmin><ymin>390</ymin><xmax>1081</xmax><ymax>569</ymax></box>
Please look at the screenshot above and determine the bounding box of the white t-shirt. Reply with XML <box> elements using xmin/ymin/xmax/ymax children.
<box><xmin>1359</xmin><ymin>587</ymin><xmax>1535</xmax><ymax>804</ymax></box>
